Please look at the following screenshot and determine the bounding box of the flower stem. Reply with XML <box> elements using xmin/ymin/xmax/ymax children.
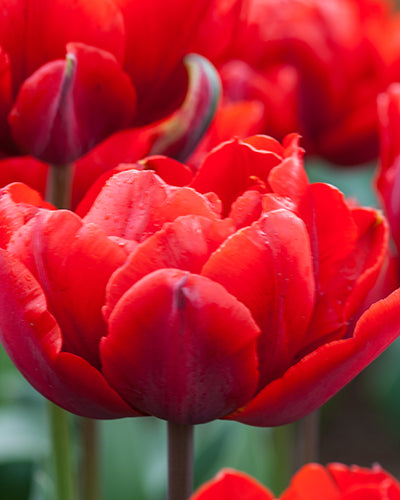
<box><xmin>294</xmin><ymin>410</ymin><xmax>320</xmax><ymax>468</ymax></box>
<box><xmin>48</xmin><ymin>402</ymin><xmax>75</xmax><ymax>500</ymax></box>
<box><xmin>80</xmin><ymin>418</ymin><xmax>100</xmax><ymax>500</ymax></box>
<box><xmin>168</xmin><ymin>422</ymin><xmax>194</xmax><ymax>500</ymax></box>
<box><xmin>271</xmin><ymin>424</ymin><xmax>294</xmax><ymax>495</ymax></box>
<box><xmin>46</xmin><ymin>163</ymin><xmax>74</xmax><ymax>209</ymax></box>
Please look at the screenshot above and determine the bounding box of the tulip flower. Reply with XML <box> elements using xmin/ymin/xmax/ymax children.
<box><xmin>0</xmin><ymin>0</ymin><xmax>228</xmax><ymax>165</ymax></box>
<box><xmin>190</xmin><ymin>464</ymin><xmax>400</xmax><ymax>499</ymax></box>
<box><xmin>198</xmin><ymin>0</ymin><xmax>400</xmax><ymax>165</ymax></box>
<box><xmin>0</xmin><ymin>134</ymin><xmax>399</xmax><ymax>426</ymax></box>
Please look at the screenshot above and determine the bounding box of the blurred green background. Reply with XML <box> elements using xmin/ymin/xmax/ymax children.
<box><xmin>1</xmin><ymin>157</ymin><xmax>400</xmax><ymax>500</ymax></box>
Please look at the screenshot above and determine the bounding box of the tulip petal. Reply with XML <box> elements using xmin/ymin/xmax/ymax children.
<box><xmin>104</xmin><ymin>215</ymin><xmax>234</xmax><ymax>320</ymax></box>
<box><xmin>9</xmin><ymin>43</ymin><xmax>136</xmax><ymax>164</ymax></box>
<box><xmin>101</xmin><ymin>269</ymin><xmax>260</xmax><ymax>424</ymax></box>
<box><xmin>191</xmin><ymin>138</ymin><xmax>282</xmax><ymax>216</ymax></box>
<box><xmin>229</xmin><ymin>288</ymin><xmax>400</xmax><ymax>426</ymax></box>
<box><xmin>305</xmin><ymin>185</ymin><xmax>387</xmax><ymax>349</ymax></box>
<box><xmin>8</xmin><ymin>210</ymin><xmax>126</xmax><ymax>368</ymax></box>
<box><xmin>191</xmin><ymin>469</ymin><xmax>274</xmax><ymax>500</ymax></box>
<box><xmin>0</xmin><ymin>249</ymin><xmax>135</xmax><ymax>418</ymax></box>
<box><xmin>84</xmin><ymin>170</ymin><xmax>221</xmax><ymax>242</ymax></box>
<box><xmin>0</xmin><ymin>182</ymin><xmax>54</xmax><ymax>248</ymax></box>
<box><xmin>280</xmin><ymin>464</ymin><xmax>341</xmax><ymax>500</ymax></box>
<box><xmin>203</xmin><ymin>209</ymin><xmax>315</xmax><ymax>386</ymax></box>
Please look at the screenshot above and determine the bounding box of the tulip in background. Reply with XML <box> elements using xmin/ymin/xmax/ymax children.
<box><xmin>198</xmin><ymin>0</ymin><xmax>400</xmax><ymax>166</ymax></box>
<box><xmin>0</xmin><ymin>134</ymin><xmax>399</xmax><ymax>426</ymax></box>
<box><xmin>191</xmin><ymin>464</ymin><xmax>400</xmax><ymax>499</ymax></box>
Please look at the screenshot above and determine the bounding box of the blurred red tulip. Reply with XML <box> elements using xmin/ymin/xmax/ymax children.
<box><xmin>190</xmin><ymin>464</ymin><xmax>400</xmax><ymax>499</ymax></box>
<box><xmin>0</xmin><ymin>134</ymin><xmax>399</xmax><ymax>425</ymax></box>
<box><xmin>190</xmin><ymin>469</ymin><xmax>274</xmax><ymax>500</ymax></box>
<box><xmin>280</xmin><ymin>463</ymin><xmax>400</xmax><ymax>500</ymax></box>
<box><xmin>197</xmin><ymin>0</ymin><xmax>400</xmax><ymax>165</ymax></box>
<box><xmin>0</xmin><ymin>0</ymin><xmax>229</xmax><ymax>164</ymax></box>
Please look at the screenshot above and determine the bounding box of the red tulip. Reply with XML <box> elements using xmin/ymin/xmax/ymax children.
<box><xmin>189</xmin><ymin>465</ymin><xmax>400</xmax><ymax>499</ymax></box>
<box><xmin>0</xmin><ymin>134</ymin><xmax>399</xmax><ymax>425</ymax></box>
<box><xmin>0</xmin><ymin>0</ymin><xmax>227</xmax><ymax>164</ymax></box>
<box><xmin>280</xmin><ymin>463</ymin><xmax>400</xmax><ymax>500</ymax></box>
<box><xmin>199</xmin><ymin>0</ymin><xmax>400</xmax><ymax>165</ymax></box>
<box><xmin>190</xmin><ymin>469</ymin><xmax>274</xmax><ymax>500</ymax></box>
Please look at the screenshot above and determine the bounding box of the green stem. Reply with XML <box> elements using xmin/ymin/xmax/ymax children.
<box><xmin>46</xmin><ymin>163</ymin><xmax>74</xmax><ymax>209</ymax></box>
<box><xmin>168</xmin><ymin>422</ymin><xmax>194</xmax><ymax>500</ymax></box>
<box><xmin>80</xmin><ymin>418</ymin><xmax>100</xmax><ymax>500</ymax></box>
<box><xmin>270</xmin><ymin>424</ymin><xmax>294</xmax><ymax>495</ymax></box>
<box><xmin>48</xmin><ymin>402</ymin><xmax>75</xmax><ymax>500</ymax></box>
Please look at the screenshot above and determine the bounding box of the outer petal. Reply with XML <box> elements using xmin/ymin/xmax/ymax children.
<box><xmin>305</xmin><ymin>185</ymin><xmax>388</xmax><ymax>349</ymax></box>
<box><xmin>229</xmin><ymin>288</ymin><xmax>400</xmax><ymax>426</ymax></box>
<box><xmin>9</xmin><ymin>43</ymin><xmax>136</xmax><ymax>164</ymax></box>
<box><xmin>190</xmin><ymin>469</ymin><xmax>274</xmax><ymax>500</ymax></box>
<box><xmin>0</xmin><ymin>249</ymin><xmax>136</xmax><ymax>418</ymax></box>
<box><xmin>101</xmin><ymin>269</ymin><xmax>260</xmax><ymax>424</ymax></box>
<box><xmin>203</xmin><ymin>210</ymin><xmax>315</xmax><ymax>386</ymax></box>
<box><xmin>8</xmin><ymin>210</ymin><xmax>127</xmax><ymax>368</ymax></box>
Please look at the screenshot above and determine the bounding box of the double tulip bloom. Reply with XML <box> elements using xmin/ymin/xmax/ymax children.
<box><xmin>210</xmin><ymin>0</ymin><xmax>400</xmax><ymax>165</ymax></box>
<box><xmin>191</xmin><ymin>464</ymin><xmax>400</xmax><ymax>499</ymax></box>
<box><xmin>0</xmin><ymin>134</ymin><xmax>399</xmax><ymax>425</ymax></box>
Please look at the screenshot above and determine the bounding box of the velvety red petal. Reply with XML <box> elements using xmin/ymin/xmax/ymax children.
<box><xmin>191</xmin><ymin>138</ymin><xmax>282</xmax><ymax>216</ymax></box>
<box><xmin>8</xmin><ymin>210</ymin><xmax>126</xmax><ymax>368</ymax></box>
<box><xmin>0</xmin><ymin>249</ymin><xmax>135</xmax><ymax>418</ymax></box>
<box><xmin>280</xmin><ymin>464</ymin><xmax>341</xmax><ymax>500</ymax></box>
<box><xmin>0</xmin><ymin>182</ymin><xmax>54</xmax><ymax>247</ymax></box>
<box><xmin>84</xmin><ymin>169</ymin><xmax>221</xmax><ymax>242</ymax></box>
<box><xmin>229</xmin><ymin>288</ymin><xmax>400</xmax><ymax>426</ymax></box>
<box><xmin>203</xmin><ymin>210</ymin><xmax>315</xmax><ymax>386</ymax></box>
<box><xmin>103</xmin><ymin>215</ymin><xmax>234</xmax><ymax>320</ymax></box>
<box><xmin>9</xmin><ymin>43</ymin><xmax>136</xmax><ymax>164</ymax></box>
<box><xmin>101</xmin><ymin>269</ymin><xmax>260</xmax><ymax>424</ymax></box>
<box><xmin>190</xmin><ymin>469</ymin><xmax>274</xmax><ymax>500</ymax></box>
<box><xmin>0</xmin><ymin>0</ymin><xmax>125</xmax><ymax>94</ymax></box>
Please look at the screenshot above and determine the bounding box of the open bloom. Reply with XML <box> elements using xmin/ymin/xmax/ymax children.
<box><xmin>0</xmin><ymin>134</ymin><xmax>399</xmax><ymax>425</ymax></box>
<box><xmin>190</xmin><ymin>464</ymin><xmax>400</xmax><ymax>499</ymax></box>
<box><xmin>199</xmin><ymin>0</ymin><xmax>400</xmax><ymax>165</ymax></box>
